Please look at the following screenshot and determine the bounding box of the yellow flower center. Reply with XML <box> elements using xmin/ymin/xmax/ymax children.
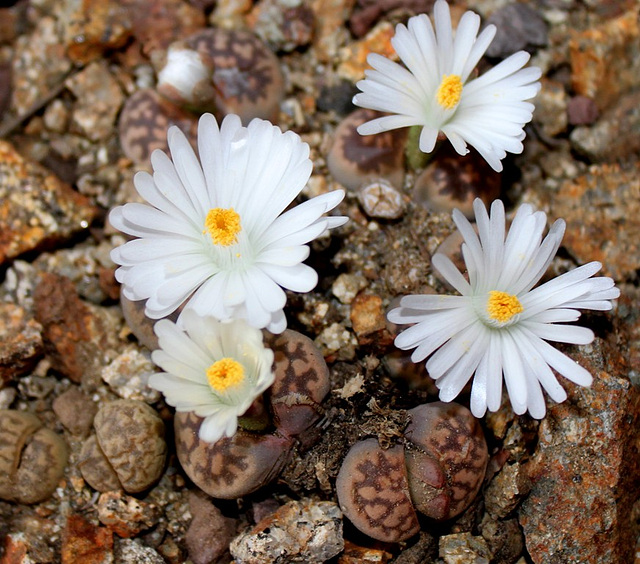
<box><xmin>204</xmin><ymin>207</ymin><xmax>241</xmax><ymax>246</ymax></box>
<box><xmin>436</xmin><ymin>74</ymin><xmax>463</xmax><ymax>110</ymax></box>
<box><xmin>206</xmin><ymin>358</ymin><xmax>245</xmax><ymax>392</ymax></box>
<box><xmin>486</xmin><ymin>291</ymin><xmax>523</xmax><ymax>323</ymax></box>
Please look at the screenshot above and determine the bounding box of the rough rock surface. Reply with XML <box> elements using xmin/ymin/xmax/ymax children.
<box><xmin>519</xmin><ymin>339</ymin><xmax>640</xmax><ymax>563</ymax></box>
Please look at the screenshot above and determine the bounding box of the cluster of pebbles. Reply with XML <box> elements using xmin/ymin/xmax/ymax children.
<box><xmin>1</xmin><ymin>0</ymin><xmax>640</xmax><ymax>563</ymax></box>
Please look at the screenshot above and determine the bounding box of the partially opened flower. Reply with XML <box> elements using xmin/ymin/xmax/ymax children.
<box><xmin>353</xmin><ymin>0</ymin><xmax>542</xmax><ymax>172</ymax></box>
<box><xmin>150</xmin><ymin>310</ymin><xmax>275</xmax><ymax>443</ymax></box>
<box><xmin>110</xmin><ymin>113</ymin><xmax>347</xmax><ymax>333</ymax></box>
<box><xmin>388</xmin><ymin>199</ymin><xmax>620</xmax><ymax>419</ymax></box>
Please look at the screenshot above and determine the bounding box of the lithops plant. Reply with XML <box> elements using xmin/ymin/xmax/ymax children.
<box><xmin>174</xmin><ymin>328</ymin><xmax>331</xmax><ymax>498</ymax></box>
<box><xmin>0</xmin><ymin>410</ymin><xmax>69</xmax><ymax>504</ymax></box>
<box><xmin>118</xmin><ymin>89</ymin><xmax>198</xmax><ymax>167</ymax></box>
<box><xmin>404</xmin><ymin>402</ymin><xmax>488</xmax><ymax>521</ymax></box>
<box><xmin>266</xmin><ymin>329</ymin><xmax>331</xmax><ymax>438</ymax></box>
<box><xmin>327</xmin><ymin>108</ymin><xmax>407</xmax><ymax>191</ymax></box>
<box><xmin>336</xmin><ymin>402</ymin><xmax>488</xmax><ymax>542</ymax></box>
<box><xmin>175</xmin><ymin>412</ymin><xmax>293</xmax><ymax>499</ymax></box>
<box><xmin>156</xmin><ymin>28</ymin><xmax>284</xmax><ymax>122</ymax></box>
<box><xmin>412</xmin><ymin>145</ymin><xmax>501</xmax><ymax>219</ymax></box>
<box><xmin>336</xmin><ymin>438</ymin><xmax>420</xmax><ymax>543</ymax></box>
<box><xmin>79</xmin><ymin>399</ymin><xmax>167</xmax><ymax>493</ymax></box>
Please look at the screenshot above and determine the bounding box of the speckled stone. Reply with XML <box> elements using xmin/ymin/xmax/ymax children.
<box><xmin>56</xmin><ymin>0</ymin><xmax>132</xmax><ymax>64</ymax></box>
<box><xmin>549</xmin><ymin>161</ymin><xmax>640</xmax><ymax>280</ymax></box>
<box><xmin>96</xmin><ymin>490</ymin><xmax>161</xmax><ymax>538</ymax></box>
<box><xmin>0</xmin><ymin>303</ymin><xmax>43</xmax><ymax>387</ymax></box>
<box><xmin>484</xmin><ymin>462</ymin><xmax>531</xmax><ymax>520</ymax></box>
<box><xmin>535</xmin><ymin>78</ymin><xmax>568</xmax><ymax>137</ymax></box>
<box><xmin>337</xmin><ymin>20</ymin><xmax>396</xmax><ymax>82</ymax></box>
<box><xmin>65</xmin><ymin>61</ymin><xmax>125</xmax><ymax>142</ymax></box>
<box><xmin>10</xmin><ymin>17</ymin><xmax>72</xmax><ymax>115</ymax></box>
<box><xmin>438</xmin><ymin>532</ymin><xmax>492</xmax><ymax>564</ymax></box>
<box><xmin>114</xmin><ymin>539</ymin><xmax>166</xmax><ymax>564</ymax></box>
<box><xmin>0</xmin><ymin>141</ymin><xmax>97</xmax><ymax>265</ymax></box>
<box><xmin>311</xmin><ymin>0</ymin><xmax>357</xmax><ymax>63</ymax></box>
<box><xmin>518</xmin><ymin>338</ymin><xmax>640</xmax><ymax>564</ymax></box>
<box><xmin>569</xmin><ymin>7</ymin><xmax>640</xmax><ymax>111</ymax></box>
<box><xmin>248</xmin><ymin>0</ymin><xmax>314</xmax><ymax>53</ymax></box>
<box><xmin>230</xmin><ymin>499</ymin><xmax>344</xmax><ymax>563</ymax></box>
<box><xmin>570</xmin><ymin>88</ymin><xmax>640</xmax><ymax>162</ymax></box>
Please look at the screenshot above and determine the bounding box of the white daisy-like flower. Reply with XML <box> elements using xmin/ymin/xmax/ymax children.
<box><xmin>110</xmin><ymin>113</ymin><xmax>347</xmax><ymax>333</ymax></box>
<box><xmin>353</xmin><ymin>0</ymin><xmax>542</xmax><ymax>172</ymax></box>
<box><xmin>388</xmin><ymin>199</ymin><xmax>620</xmax><ymax>419</ymax></box>
<box><xmin>149</xmin><ymin>310</ymin><xmax>275</xmax><ymax>443</ymax></box>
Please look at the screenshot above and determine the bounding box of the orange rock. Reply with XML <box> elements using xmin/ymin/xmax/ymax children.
<box><xmin>337</xmin><ymin>21</ymin><xmax>397</xmax><ymax>82</ymax></box>
<box><xmin>569</xmin><ymin>7</ymin><xmax>640</xmax><ymax>111</ymax></box>
<box><xmin>61</xmin><ymin>514</ymin><xmax>113</xmax><ymax>564</ymax></box>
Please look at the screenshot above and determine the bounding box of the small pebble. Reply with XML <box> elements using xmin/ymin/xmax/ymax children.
<box><xmin>101</xmin><ymin>346</ymin><xmax>161</xmax><ymax>403</ymax></box>
<box><xmin>97</xmin><ymin>490</ymin><xmax>161</xmax><ymax>538</ymax></box>
<box><xmin>438</xmin><ymin>532</ymin><xmax>492</xmax><ymax>564</ymax></box>
<box><xmin>114</xmin><ymin>539</ymin><xmax>166</xmax><ymax>564</ymax></box>
<box><xmin>186</xmin><ymin>491</ymin><xmax>236</xmax><ymax>564</ymax></box>
<box><xmin>567</xmin><ymin>95</ymin><xmax>599</xmax><ymax>126</ymax></box>
<box><xmin>52</xmin><ymin>387</ymin><xmax>98</xmax><ymax>437</ymax></box>
<box><xmin>358</xmin><ymin>178</ymin><xmax>406</xmax><ymax>220</ymax></box>
<box><xmin>331</xmin><ymin>273</ymin><xmax>368</xmax><ymax>305</ymax></box>
<box><xmin>485</xmin><ymin>3</ymin><xmax>548</xmax><ymax>58</ymax></box>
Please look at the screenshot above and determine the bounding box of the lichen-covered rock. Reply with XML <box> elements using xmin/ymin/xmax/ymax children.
<box><xmin>230</xmin><ymin>499</ymin><xmax>344</xmax><ymax>563</ymax></box>
<box><xmin>549</xmin><ymin>161</ymin><xmax>640</xmax><ymax>280</ymax></box>
<box><xmin>518</xmin><ymin>338</ymin><xmax>640</xmax><ymax>564</ymax></box>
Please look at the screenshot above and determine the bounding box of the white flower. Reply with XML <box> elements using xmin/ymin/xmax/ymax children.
<box><xmin>149</xmin><ymin>310</ymin><xmax>275</xmax><ymax>443</ymax></box>
<box><xmin>110</xmin><ymin>113</ymin><xmax>347</xmax><ymax>333</ymax></box>
<box><xmin>388</xmin><ymin>199</ymin><xmax>620</xmax><ymax>419</ymax></box>
<box><xmin>352</xmin><ymin>0</ymin><xmax>542</xmax><ymax>172</ymax></box>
